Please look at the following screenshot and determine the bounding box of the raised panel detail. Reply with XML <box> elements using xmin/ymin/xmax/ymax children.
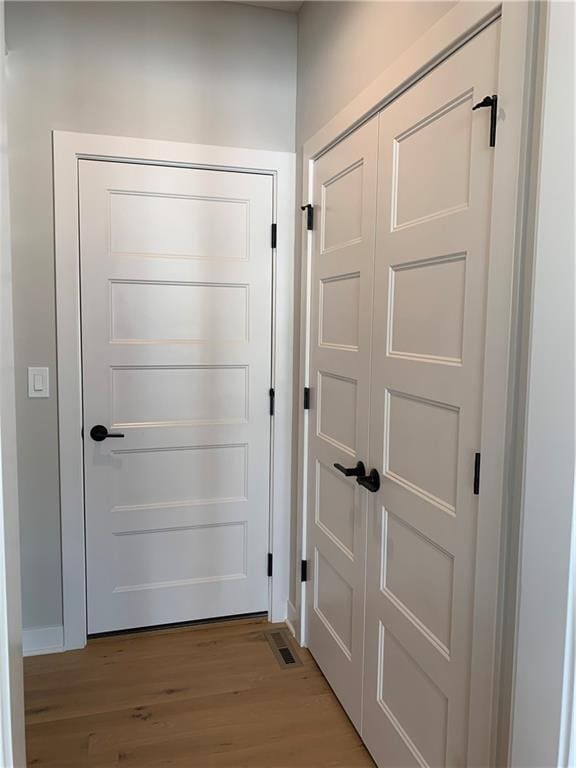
<box><xmin>111</xmin><ymin>444</ymin><xmax>247</xmax><ymax>511</ymax></box>
<box><xmin>113</xmin><ymin>522</ymin><xmax>247</xmax><ymax>592</ymax></box>
<box><xmin>111</xmin><ymin>366</ymin><xmax>248</xmax><ymax>427</ymax></box>
<box><xmin>383</xmin><ymin>511</ymin><xmax>453</xmax><ymax>652</ymax></box>
<box><xmin>389</xmin><ymin>254</ymin><xmax>466</xmax><ymax>364</ymax></box>
<box><xmin>378</xmin><ymin>625</ymin><xmax>448</xmax><ymax>767</ymax></box>
<box><xmin>110</xmin><ymin>192</ymin><xmax>248</xmax><ymax>260</ymax></box>
<box><xmin>318</xmin><ymin>372</ymin><xmax>357</xmax><ymax>455</ymax></box>
<box><xmin>385</xmin><ymin>391</ymin><xmax>459</xmax><ymax>512</ymax></box>
<box><xmin>316</xmin><ymin>461</ymin><xmax>355</xmax><ymax>557</ymax></box>
<box><xmin>320</xmin><ymin>273</ymin><xmax>360</xmax><ymax>350</ymax></box>
<box><xmin>322</xmin><ymin>161</ymin><xmax>363</xmax><ymax>252</ymax></box>
<box><xmin>314</xmin><ymin>550</ymin><xmax>353</xmax><ymax>658</ymax></box>
<box><xmin>393</xmin><ymin>92</ymin><xmax>472</xmax><ymax>229</ymax></box>
<box><xmin>110</xmin><ymin>281</ymin><xmax>248</xmax><ymax>343</ymax></box>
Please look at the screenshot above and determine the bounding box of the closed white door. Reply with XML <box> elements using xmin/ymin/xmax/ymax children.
<box><xmin>363</xmin><ymin>22</ymin><xmax>500</xmax><ymax>767</ymax></box>
<box><xmin>79</xmin><ymin>160</ymin><xmax>273</xmax><ymax>634</ymax></box>
<box><xmin>306</xmin><ymin>117</ymin><xmax>378</xmax><ymax>729</ymax></box>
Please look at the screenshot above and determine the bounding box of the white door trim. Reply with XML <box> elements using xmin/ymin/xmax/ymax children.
<box><xmin>295</xmin><ymin>2</ymin><xmax>539</xmax><ymax>766</ymax></box>
<box><xmin>54</xmin><ymin>131</ymin><xmax>295</xmax><ymax>651</ymax></box>
<box><xmin>509</xmin><ymin>2</ymin><xmax>576</xmax><ymax>764</ymax></box>
<box><xmin>0</xmin><ymin>1</ymin><xmax>25</xmax><ymax>761</ymax></box>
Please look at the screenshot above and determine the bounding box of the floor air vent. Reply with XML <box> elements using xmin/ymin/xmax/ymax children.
<box><xmin>264</xmin><ymin>629</ymin><xmax>302</xmax><ymax>669</ymax></box>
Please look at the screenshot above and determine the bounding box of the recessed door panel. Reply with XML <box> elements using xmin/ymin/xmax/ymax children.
<box><xmin>111</xmin><ymin>365</ymin><xmax>249</xmax><ymax>427</ymax></box>
<box><xmin>111</xmin><ymin>444</ymin><xmax>247</xmax><ymax>510</ymax></box>
<box><xmin>316</xmin><ymin>462</ymin><xmax>356</xmax><ymax>556</ymax></box>
<box><xmin>110</xmin><ymin>281</ymin><xmax>249</xmax><ymax>343</ymax></box>
<box><xmin>382</xmin><ymin>511</ymin><xmax>454</xmax><ymax>652</ymax></box>
<box><xmin>318</xmin><ymin>372</ymin><xmax>358</xmax><ymax>455</ymax></box>
<box><xmin>385</xmin><ymin>390</ymin><xmax>460</xmax><ymax>511</ymax></box>
<box><xmin>315</xmin><ymin>550</ymin><xmax>354</xmax><ymax>656</ymax></box>
<box><xmin>110</xmin><ymin>191</ymin><xmax>249</xmax><ymax>261</ymax></box>
<box><xmin>322</xmin><ymin>161</ymin><xmax>364</xmax><ymax>252</ymax></box>
<box><xmin>114</xmin><ymin>522</ymin><xmax>248</xmax><ymax>592</ymax></box>
<box><xmin>320</xmin><ymin>273</ymin><xmax>361</xmax><ymax>350</ymax></box>
<box><xmin>393</xmin><ymin>93</ymin><xmax>473</xmax><ymax>229</ymax></box>
<box><xmin>377</xmin><ymin>626</ymin><xmax>449</xmax><ymax>767</ymax></box>
<box><xmin>389</xmin><ymin>254</ymin><xmax>467</xmax><ymax>364</ymax></box>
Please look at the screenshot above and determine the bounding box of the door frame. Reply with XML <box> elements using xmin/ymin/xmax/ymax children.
<box><xmin>508</xmin><ymin>2</ymin><xmax>575</xmax><ymax>764</ymax></box>
<box><xmin>0</xmin><ymin>2</ymin><xmax>26</xmax><ymax>762</ymax></box>
<box><xmin>53</xmin><ymin>131</ymin><xmax>295</xmax><ymax>651</ymax></box>
<box><xmin>294</xmin><ymin>2</ymin><xmax>540</xmax><ymax>766</ymax></box>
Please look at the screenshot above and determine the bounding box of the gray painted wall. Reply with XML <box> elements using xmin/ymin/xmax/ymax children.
<box><xmin>296</xmin><ymin>1</ymin><xmax>455</xmax><ymax>146</ymax></box>
<box><xmin>289</xmin><ymin>1</ymin><xmax>455</xmax><ymax>608</ymax></box>
<box><xmin>5</xmin><ymin>1</ymin><xmax>297</xmax><ymax>630</ymax></box>
<box><xmin>6</xmin><ymin>0</ymin><xmax>458</xmax><ymax>631</ymax></box>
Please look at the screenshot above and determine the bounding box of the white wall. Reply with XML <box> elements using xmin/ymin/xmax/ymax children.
<box><xmin>290</xmin><ymin>0</ymin><xmax>455</xmax><ymax>610</ymax></box>
<box><xmin>509</xmin><ymin>2</ymin><xmax>575</xmax><ymax>765</ymax></box>
<box><xmin>296</xmin><ymin>0</ymin><xmax>455</xmax><ymax>146</ymax></box>
<box><xmin>5</xmin><ymin>0</ymin><xmax>297</xmax><ymax>631</ymax></box>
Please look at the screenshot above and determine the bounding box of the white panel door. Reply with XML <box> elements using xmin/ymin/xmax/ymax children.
<box><xmin>363</xmin><ymin>23</ymin><xmax>500</xmax><ymax>767</ymax></box>
<box><xmin>79</xmin><ymin>160</ymin><xmax>273</xmax><ymax>634</ymax></box>
<box><xmin>306</xmin><ymin>117</ymin><xmax>378</xmax><ymax>729</ymax></box>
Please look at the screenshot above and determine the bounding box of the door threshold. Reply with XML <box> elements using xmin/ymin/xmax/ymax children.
<box><xmin>88</xmin><ymin>611</ymin><xmax>269</xmax><ymax>640</ymax></box>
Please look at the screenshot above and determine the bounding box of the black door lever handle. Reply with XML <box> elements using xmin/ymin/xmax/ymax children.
<box><xmin>356</xmin><ymin>468</ymin><xmax>380</xmax><ymax>493</ymax></box>
<box><xmin>334</xmin><ymin>461</ymin><xmax>366</xmax><ymax>478</ymax></box>
<box><xmin>90</xmin><ymin>424</ymin><xmax>125</xmax><ymax>442</ymax></box>
<box><xmin>472</xmin><ymin>94</ymin><xmax>498</xmax><ymax>147</ymax></box>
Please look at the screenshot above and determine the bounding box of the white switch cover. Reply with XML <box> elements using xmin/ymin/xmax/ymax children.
<box><xmin>28</xmin><ymin>367</ymin><xmax>49</xmax><ymax>398</ymax></box>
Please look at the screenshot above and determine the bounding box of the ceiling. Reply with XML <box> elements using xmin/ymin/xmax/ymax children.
<box><xmin>232</xmin><ymin>1</ymin><xmax>304</xmax><ymax>13</ymax></box>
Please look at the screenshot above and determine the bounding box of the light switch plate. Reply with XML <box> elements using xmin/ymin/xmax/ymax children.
<box><xmin>28</xmin><ymin>367</ymin><xmax>49</xmax><ymax>398</ymax></box>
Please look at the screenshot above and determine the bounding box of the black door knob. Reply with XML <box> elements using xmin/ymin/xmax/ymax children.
<box><xmin>90</xmin><ymin>424</ymin><xmax>125</xmax><ymax>442</ymax></box>
<box><xmin>356</xmin><ymin>468</ymin><xmax>380</xmax><ymax>493</ymax></box>
<box><xmin>334</xmin><ymin>461</ymin><xmax>366</xmax><ymax>478</ymax></box>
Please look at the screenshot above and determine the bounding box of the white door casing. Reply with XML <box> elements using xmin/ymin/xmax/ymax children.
<box><xmin>80</xmin><ymin>160</ymin><xmax>273</xmax><ymax>633</ymax></box>
<box><xmin>55</xmin><ymin>134</ymin><xmax>294</xmax><ymax>650</ymax></box>
<box><xmin>362</xmin><ymin>23</ymin><xmax>500</xmax><ymax>767</ymax></box>
<box><xmin>0</xmin><ymin>1</ymin><xmax>25</xmax><ymax>758</ymax></box>
<box><xmin>305</xmin><ymin>117</ymin><xmax>378</xmax><ymax>729</ymax></box>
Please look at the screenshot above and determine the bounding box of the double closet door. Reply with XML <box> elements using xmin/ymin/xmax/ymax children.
<box><xmin>306</xmin><ymin>22</ymin><xmax>500</xmax><ymax>767</ymax></box>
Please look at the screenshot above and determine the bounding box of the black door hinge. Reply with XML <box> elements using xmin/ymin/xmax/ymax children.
<box><xmin>267</xmin><ymin>552</ymin><xmax>273</xmax><ymax>577</ymax></box>
<box><xmin>472</xmin><ymin>94</ymin><xmax>498</xmax><ymax>147</ymax></box>
<box><xmin>301</xmin><ymin>560</ymin><xmax>308</xmax><ymax>582</ymax></box>
<box><xmin>269</xmin><ymin>387</ymin><xmax>275</xmax><ymax>416</ymax></box>
<box><xmin>473</xmin><ymin>452</ymin><xmax>481</xmax><ymax>495</ymax></box>
<box><xmin>300</xmin><ymin>203</ymin><xmax>314</xmax><ymax>231</ymax></box>
<box><xmin>271</xmin><ymin>223</ymin><xmax>277</xmax><ymax>249</ymax></box>
<box><xmin>303</xmin><ymin>387</ymin><xmax>311</xmax><ymax>410</ymax></box>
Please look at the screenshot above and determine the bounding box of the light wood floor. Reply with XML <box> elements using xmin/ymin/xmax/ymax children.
<box><xmin>24</xmin><ymin>617</ymin><xmax>375</xmax><ymax>767</ymax></box>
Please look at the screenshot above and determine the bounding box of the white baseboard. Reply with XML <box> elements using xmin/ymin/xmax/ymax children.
<box><xmin>23</xmin><ymin>626</ymin><xmax>64</xmax><ymax>657</ymax></box>
<box><xmin>286</xmin><ymin>599</ymin><xmax>299</xmax><ymax>642</ymax></box>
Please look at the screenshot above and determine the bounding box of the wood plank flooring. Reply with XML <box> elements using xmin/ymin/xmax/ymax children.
<box><xmin>24</xmin><ymin>618</ymin><xmax>375</xmax><ymax>767</ymax></box>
